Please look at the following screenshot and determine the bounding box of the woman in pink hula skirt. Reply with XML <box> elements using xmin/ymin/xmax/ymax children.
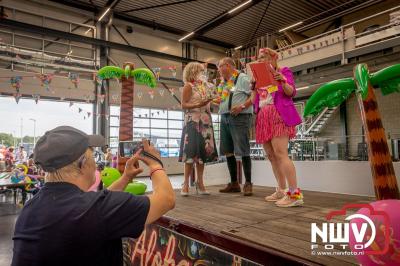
<box><xmin>254</xmin><ymin>48</ymin><xmax>303</xmax><ymax>207</ymax></box>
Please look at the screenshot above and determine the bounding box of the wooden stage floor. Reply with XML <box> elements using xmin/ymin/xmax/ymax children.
<box><xmin>166</xmin><ymin>185</ymin><xmax>375</xmax><ymax>266</ymax></box>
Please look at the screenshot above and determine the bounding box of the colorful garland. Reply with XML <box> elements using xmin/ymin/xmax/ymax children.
<box><xmin>217</xmin><ymin>70</ymin><xmax>239</xmax><ymax>102</ymax></box>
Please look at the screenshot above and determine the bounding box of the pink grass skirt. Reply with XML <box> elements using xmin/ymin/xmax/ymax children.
<box><xmin>256</xmin><ymin>105</ymin><xmax>296</xmax><ymax>144</ymax></box>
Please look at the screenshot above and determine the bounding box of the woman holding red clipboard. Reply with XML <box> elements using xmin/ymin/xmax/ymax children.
<box><xmin>251</xmin><ymin>48</ymin><xmax>303</xmax><ymax>207</ymax></box>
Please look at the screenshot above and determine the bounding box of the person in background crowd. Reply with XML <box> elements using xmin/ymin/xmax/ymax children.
<box><xmin>253</xmin><ymin>48</ymin><xmax>303</xmax><ymax>207</ymax></box>
<box><xmin>105</xmin><ymin>148</ymin><xmax>112</xmax><ymax>167</ymax></box>
<box><xmin>16</xmin><ymin>146</ymin><xmax>27</xmax><ymax>164</ymax></box>
<box><xmin>5</xmin><ymin>146</ymin><xmax>15</xmax><ymax>171</ymax></box>
<box><xmin>0</xmin><ymin>145</ymin><xmax>6</xmax><ymax>160</ymax></box>
<box><xmin>179</xmin><ymin>62</ymin><xmax>218</xmax><ymax>196</ymax></box>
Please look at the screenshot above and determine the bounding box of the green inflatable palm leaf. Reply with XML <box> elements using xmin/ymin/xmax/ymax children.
<box><xmin>97</xmin><ymin>66</ymin><xmax>124</xmax><ymax>80</ymax></box>
<box><xmin>130</xmin><ymin>68</ymin><xmax>157</xmax><ymax>88</ymax></box>
<box><xmin>370</xmin><ymin>64</ymin><xmax>400</xmax><ymax>96</ymax></box>
<box><xmin>97</xmin><ymin>66</ymin><xmax>157</xmax><ymax>89</ymax></box>
<box><xmin>304</xmin><ymin>78</ymin><xmax>355</xmax><ymax>117</ymax></box>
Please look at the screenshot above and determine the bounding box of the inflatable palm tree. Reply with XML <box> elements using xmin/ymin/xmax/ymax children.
<box><xmin>98</xmin><ymin>63</ymin><xmax>156</xmax><ymax>173</ymax></box>
<box><xmin>304</xmin><ymin>63</ymin><xmax>400</xmax><ymax>200</ymax></box>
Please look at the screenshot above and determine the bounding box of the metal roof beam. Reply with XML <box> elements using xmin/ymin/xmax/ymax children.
<box><xmin>48</xmin><ymin>0</ymin><xmax>234</xmax><ymax>48</ymax></box>
<box><xmin>121</xmin><ymin>0</ymin><xmax>197</xmax><ymax>13</ymax></box>
<box><xmin>193</xmin><ymin>0</ymin><xmax>264</xmax><ymax>36</ymax></box>
<box><xmin>0</xmin><ymin>18</ymin><xmax>212</xmax><ymax>64</ymax></box>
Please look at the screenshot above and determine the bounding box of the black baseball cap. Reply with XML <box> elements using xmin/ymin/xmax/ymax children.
<box><xmin>34</xmin><ymin>126</ymin><xmax>105</xmax><ymax>172</ymax></box>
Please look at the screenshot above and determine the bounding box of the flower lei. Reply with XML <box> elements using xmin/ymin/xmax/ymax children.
<box><xmin>217</xmin><ymin>70</ymin><xmax>239</xmax><ymax>102</ymax></box>
<box><xmin>287</xmin><ymin>188</ymin><xmax>302</xmax><ymax>200</ymax></box>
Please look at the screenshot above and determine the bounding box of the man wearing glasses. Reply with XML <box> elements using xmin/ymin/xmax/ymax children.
<box><xmin>217</xmin><ymin>57</ymin><xmax>254</xmax><ymax>196</ymax></box>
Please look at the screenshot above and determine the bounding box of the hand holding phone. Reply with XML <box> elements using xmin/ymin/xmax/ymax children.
<box><xmin>123</xmin><ymin>154</ymin><xmax>143</xmax><ymax>180</ymax></box>
<box><xmin>139</xmin><ymin>139</ymin><xmax>163</xmax><ymax>169</ymax></box>
<box><xmin>119</xmin><ymin>140</ymin><xmax>164</xmax><ymax>168</ymax></box>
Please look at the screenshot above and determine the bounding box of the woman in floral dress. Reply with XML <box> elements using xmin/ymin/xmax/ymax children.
<box><xmin>179</xmin><ymin>62</ymin><xmax>218</xmax><ymax>196</ymax></box>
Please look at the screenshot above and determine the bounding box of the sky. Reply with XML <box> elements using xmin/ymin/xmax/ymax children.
<box><xmin>0</xmin><ymin>96</ymin><xmax>93</xmax><ymax>138</ymax></box>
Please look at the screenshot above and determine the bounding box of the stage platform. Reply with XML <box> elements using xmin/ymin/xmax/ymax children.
<box><xmin>165</xmin><ymin>185</ymin><xmax>375</xmax><ymax>265</ymax></box>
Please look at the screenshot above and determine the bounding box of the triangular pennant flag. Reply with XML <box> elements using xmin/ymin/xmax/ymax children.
<box><xmin>111</xmin><ymin>94</ymin><xmax>119</xmax><ymax>103</ymax></box>
<box><xmin>68</xmin><ymin>72</ymin><xmax>79</xmax><ymax>88</ymax></box>
<box><xmin>99</xmin><ymin>94</ymin><xmax>105</xmax><ymax>104</ymax></box>
<box><xmin>14</xmin><ymin>93</ymin><xmax>22</xmax><ymax>104</ymax></box>
<box><xmin>38</xmin><ymin>74</ymin><xmax>54</xmax><ymax>91</ymax></box>
<box><xmin>69</xmin><ymin>101</ymin><xmax>74</xmax><ymax>107</ymax></box>
<box><xmin>137</xmin><ymin>91</ymin><xmax>143</xmax><ymax>100</ymax></box>
<box><xmin>10</xmin><ymin>76</ymin><xmax>23</xmax><ymax>92</ymax></box>
<box><xmin>152</xmin><ymin>67</ymin><xmax>161</xmax><ymax>81</ymax></box>
<box><xmin>32</xmin><ymin>94</ymin><xmax>40</xmax><ymax>104</ymax></box>
<box><xmin>168</xmin><ymin>66</ymin><xmax>177</xmax><ymax>78</ymax></box>
<box><xmin>87</xmin><ymin>112</ymin><xmax>91</xmax><ymax>118</ymax></box>
<box><xmin>159</xmin><ymin>88</ymin><xmax>165</xmax><ymax>97</ymax></box>
<box><xmin>239</xmin><ymin>58</ymin><xmax>246</xmax><ymax>68</ymax></box>
<box><xmin>78</xmin><ymin>108</ymin><xmax>82</xmax><ymax>113</ymax></box>
<box><xmin>148</xmin><ymin>90</ymin><xmax>154</xmax><ymax>100</ymax></box>
<box><xmin>169</xmin><ymin>88</ymin><xmax>176</xmax><ymax>96</ymax></box>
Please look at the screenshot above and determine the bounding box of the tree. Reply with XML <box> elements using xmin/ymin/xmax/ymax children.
<box><xmin>97</xmin><ymin>64</ymin><xmax>156</xmax><ymax>172</ymax></box>
<box><xmin>304</xmin><ymin>63</ymin><xmax>400</xmax><ymax>200</ymax></box>
<box><xmin>0</xmin><ymin>133</ymin><xmax>15</xmax><ymax>147</ymax></box>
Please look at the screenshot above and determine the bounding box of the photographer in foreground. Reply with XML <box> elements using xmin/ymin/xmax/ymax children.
<box><xmin>12</xmin><ymin>126</ymin><xmax>175</xmax><ymax>266</ymax></box>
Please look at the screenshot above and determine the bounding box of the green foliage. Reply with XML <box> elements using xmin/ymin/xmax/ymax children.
<box><xmin>370</xmin><ymin>64</ymin><xmax>400</xmax><ymax>96</ymax></box>
<box><xmin>97</xmin><ymin>66</ymin><xmax>124</xmax><ymax>80</ymax></box>
<box><xmin>130</xmin><ymin>68</ymin><xmax>157</xmax><ymax>88</ymax></box>
<box><xmin>97</xmin><ymin>66</ymin><xmax>157</xmax><ymax>89</ymax></box>
<box><xmin>303</xmin><ymin>78</ymin><xmax>355</xmax><ymax>117</ymax></box>
<box><xmin>0</xmin><ymin>133</ymin><xmax>14</xmax><ymax>147</ymax></box>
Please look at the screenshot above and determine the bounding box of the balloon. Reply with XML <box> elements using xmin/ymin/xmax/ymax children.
<box><xmin>16</xmin><ymin>164</ymin><xmax>28</xmax><ymax>175</ymax></box>
<box><xmin>349</xmin><ymin>200</ymin><xmax>400</xmax><ymax>266</ymax></box>
<box><xmin>101</xmin><ymin>167</ymin><xmax>121</xmax><ymax>187</ymax></box>
<box><xmin>124</xmin><ymin>181</ymin><xmax>147</xmax><ymax>195</ymax></box>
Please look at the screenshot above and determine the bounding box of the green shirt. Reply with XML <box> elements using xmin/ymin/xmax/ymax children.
<box><xmin>219</xmin><ymin>73</ymin><xmax>253</xmax><ymax>115</ymax></box>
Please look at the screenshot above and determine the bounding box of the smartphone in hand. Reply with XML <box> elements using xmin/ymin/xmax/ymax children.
<box><xmin>119</xmin><ymin>141</ymin><xmax>163</xmax><ymax>167</ymax></box>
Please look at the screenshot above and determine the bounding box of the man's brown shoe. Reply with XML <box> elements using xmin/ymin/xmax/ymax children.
<box><xmin>243</xmin><ymin>182</ymin><xmax>253</xmax><ymax>196</ymax></box>
<box><xmin>219</xmin><ymin>182</ymin><xmax>241</xmax><ymax>193</ymax></box>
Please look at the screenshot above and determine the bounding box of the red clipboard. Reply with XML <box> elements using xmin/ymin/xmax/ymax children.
<box><xmin>249</xmin><ymin>62</ymin><xmax>277</xmax><ymax>89</ymax></box>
